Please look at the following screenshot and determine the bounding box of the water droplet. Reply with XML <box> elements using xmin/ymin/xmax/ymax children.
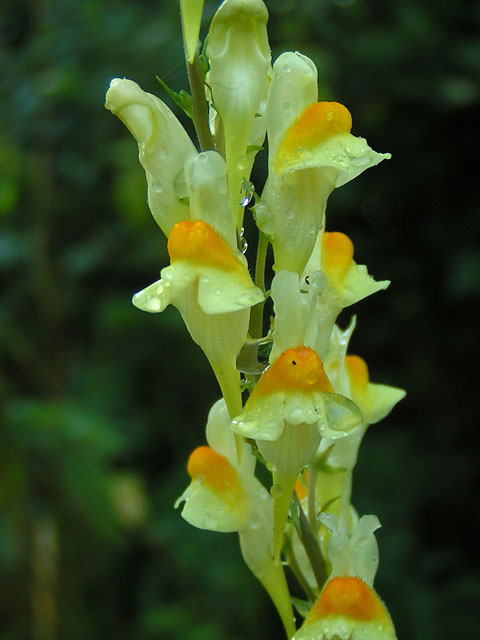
<box><xmin>239</xmin><ymin>179</ymin><xmax>255</xmax><ymax>207</ymax></box>
<box><xmin>215</xmin><ymin>289</ymin><xmax>221</xmax><ymax>295</ymax></box>
<box><xmin>146</xmin><ymin>298</ymin><xmax>161</xmax><ymax>312</ymax></box>
<box><xmin>200</xmin><ymin>275</ymin><xmax>210</xmax><ymax>284</ymax></box>
<box><xmin>326</xmin><ymin>110</ymin><xmax>335</xmax><ymax>121</ymax></box>
<box><xmin>203</xmin><ymin>515</ymin><xmax>217</xmax><ymax>529</ymax></box>
<box><xmin>266</xmin><ymin>461</ymin><xmax>275</xmax><ymax>472</ymax></box>
<box><xmin>240</xmin><ymin>237</ymin><xmax>248</xmax><ymax>254</ymax></box>
<box><xmin>282</xmin><ymin>63</ymin><xmax>291</xmax><ymax>73</ymax></box>
<box><xmin>237</xmin><ymin>155</ymin><xmax>249</xmax><ymax>171</ymax></box>
<box><xmin>270</xmin><ymin>484</ymin><xmax>284</xmax><ymax>498</ymax></box>
<box><xmin>249</xmin><ymin>520</ymin><xmax>261</xmax><ymax>530</ymax></box>
<box><xmin>298</xmin><ymin>146</ymin><xmax>313</xmax><ymax>160</ymax></box>
<box><xmin>308</xmin><ymin>224</ymin><xmax>316</xmax><ymax>234</ymax></box>
<box><xmin>333</xmin><ymin>153</ymin><xmax>346</xmax><ymax>163</ymax></box>
<box><xmin>307</xmin><ymin>372</ymin><xmax>318</xmax><ymax>384</ymax></box>
<box><xmin>238</xmin><ymin>292</ymin><xmax>255</xmax><ymax>306</ymax></box>
<box><xmin>288</xmin><ymin>406</ymin><xmax>305</xmax><ymax>424</ymax></box>
<box><xmin>285</xmin><ymin>210</ymin><xmax>295</xmax><ymax>220</ymax></box>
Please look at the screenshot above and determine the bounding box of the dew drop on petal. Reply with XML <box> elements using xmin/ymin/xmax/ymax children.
<box><xmin>146</xmin><ymin>298</ymin><xmax>161</xmax><ymax>312</ymax></box>
<box><xmin>203</xmin><ymin>515</ymin><xmax>217</xmax><ymax>529</ymax></box>
<box><xmin>237</xmin><ymin>155</ymin><xmax>249</xmax><ymax>171</ymax></box>
<box><xmin>270</xmin><ymin>484</ymin><xmax>284</xmax><ymax>498</ymax></box>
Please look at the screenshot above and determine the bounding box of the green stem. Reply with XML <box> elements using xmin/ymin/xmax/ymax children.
<box><xmin>284</xmin><ymin>538</ymin><xmax>316</xmax><ymax>603</ymax></box>
<box><xmin>249</xmin><ymin>231</ymin><xmax>268</xmax><ymax>339</ymax></box>
<box><xmin>186</xmin><ymin>53</ymin><xmax>215</xmax><ymax>151</ymax></box>
<box><xmin>293</xmin><ymin>494</ymin><xmax>328</xmax><ymax>593</ymax></box>
<box><xmin>307</xmin><ymin>465</ymin><xmax>317</xmax><ymax>534</ymax></box>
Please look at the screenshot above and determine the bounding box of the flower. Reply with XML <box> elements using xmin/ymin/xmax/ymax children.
<box><xmin>207</xmin><ymin>0</ymin><xmax>271</xmax><ymax>227</ymax></box>
<box><xmin>132</xmin><ymin>151</ymin><xmax>263</xmax><ymax>418</ymax></box>
<box><xmin>310</xmin><ymin>320</ymin><xmax>406</xmax><ymax>532</ymax></box>
<box><xmin>294</xmin><ymin>513</ymin><xmax>397</xmax><ymax>640</ymax></box>
<box><xmin>257</xmin><ymin>52</ymin><xmax>390</xmax><ymax>275</ymax></box>
<box><xmin>105</xmin><ymin>78</ymin><xmax>197</xmax><ymax>236</ymax></box>
<box><xmin>232</xmin><ymin>344</ymin><xmax>362</xmax><ymax>559</ymax></box>
<box><xmin>176</xmin><ymin>399</ymin><xmax>296</xmax><ymax>638</ymax></box>
<box><xmin>303</xmin><ymin>231</ymin><xmax>390</xmax><ymax>359</ymax></box>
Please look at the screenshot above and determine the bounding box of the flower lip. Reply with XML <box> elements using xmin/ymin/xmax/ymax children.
<box><xmin>167</xmin><ymin>219</ymin><xmax>248</xmax><ymax>277</ymax></box>
<box><xmin>274</xmin><ymin>101</ymin><xmax>352</xmax><ymax>173</ymax></box>
<box><xmin>310</xmin><ymin>576</ymin><xmax>391</xmax><ymax>624</ymax></box>
<box><xmin>187</xmin><ymin>445</ymin><xmax>245</xmax><ymax>501</ymax></box>
<box><xmin>346</xmin><ymin>355</ymin><xmax>369</xmax><ymax>396</ymax></box>
<box><xmin>322</xmin><ymin>231</ymin><xmax>354</xmax><ymax>284</ymax></box>
<box><xmin>249</xmin><ymin>345</ymin><xmax>333</xmax><ymax>400</ymax></box>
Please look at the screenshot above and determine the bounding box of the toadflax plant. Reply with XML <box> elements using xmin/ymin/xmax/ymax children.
<box><xmin>105</xmin><ymin>1</ymin><xmax>405</xmax><ymax>638</ymax></box>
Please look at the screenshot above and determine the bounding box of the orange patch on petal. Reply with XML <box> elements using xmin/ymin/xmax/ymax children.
<box><xmin>274</xmin><ymin>102</ymin><xmax>352</xmax><ymax>172</ymax></box>
<box><xmin>295</xmin><ymin>471</ymin><xmax>309</xmax><ymax>501</ymax></box>
<box><xmin>187</xmin><ymin>446</ymin><xmax>244</xmax><ymax>500</ymax></box>
<box><xmin>248</xmin><ymin>345</ymin><xmax>333</xmax><ymax>403</ymax></box>
<box><xmin>168</xmin><ymin>220</ymin><xmax>247</xmax><ymax>277</ymax></box>
<box><xmin>346</xmin><ymin>355</ymin><xmax>369</xmax><ymax>396</ymax></box>
<box><xmin>309</xmin><ymin>576</ymin><xmax>392</xmax><ymax>626</ymax></box>
<box><xmin>322</xmin><ymin>231</ymin><xmax>354</xmax><ymax>284</ymax></box>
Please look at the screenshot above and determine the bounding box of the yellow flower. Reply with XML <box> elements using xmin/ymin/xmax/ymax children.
<box><xmin>105</xmin><ymin>78</ymin><xmax>196</xmax><ymax>236</ymax></box>
<box><xmin>232</xmin><ymin>345</ymin><xmax>362</xmax><ymax>560</ymax></box>
<box><xmin>132</xmin><ymin>151</ymin><xmax>263</xmax><ymax>419</ymax></box>
<box><xmin>207</xmin><ymin>0</ymin><xmax>271</xmax><ymax>227</ymax></box>
<box><xmin>311</xmin><ymin>320</ymin><xmax>406</xmax><ymax>526</ymax></box>
<box><xmin>176</xmin><ymin>400</ymin><xmax>295</xmax><ymax>638</ymax></box>
<box><xmin>259</xmin><ymin>52</ymin><xmax>390</xmax><ymax>275</ymax></box>
<box><xmin>294</xmin><ymin>514</ymin><xmax>397</xmax><ymax>640</ymax></box>
<box><xmin>304</xmin><ymin>231</ymin><xmax>390</xmax><ymax>358</ymax></box>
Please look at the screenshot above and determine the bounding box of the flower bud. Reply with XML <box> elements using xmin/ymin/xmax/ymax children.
<box><xmin>105</xmin><ymin>78</ymin><xmax>196</xmax><ymax>236</ymax></box>
<box><xmin>206</xmin><ymin>0</ymin><xmax>271</xmax><ymax>226</ymax></box>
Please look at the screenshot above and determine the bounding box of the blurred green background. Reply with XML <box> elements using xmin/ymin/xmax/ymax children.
<box><xmin>1</xmin><ymin>0</ymin><xmax>479</xmax><ymax>638</ymax></box>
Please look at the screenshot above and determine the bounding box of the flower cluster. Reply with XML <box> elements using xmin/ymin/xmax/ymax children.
<box><xmin>105</xmin><ymin>1</ymin><xmax>405</xmax><ymax>637</ymax></box>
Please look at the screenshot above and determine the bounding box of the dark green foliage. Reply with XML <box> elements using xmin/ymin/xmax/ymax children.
<box><xmin>1</xmin><ymin>0</ymin><xmax>478</xmax><ymax>638</ymax></box>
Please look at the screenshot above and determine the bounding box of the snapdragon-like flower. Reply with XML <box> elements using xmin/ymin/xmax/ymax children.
<box><xmin>176</xmin><ymin>399</ymin><xmax>295</xmax><ymax>638</ymax></box>
<box><xmin>294</xmin><ymin>513</ymin><xmax>397</xmax><ymax>640</ymax></box>
<box><xmin>232</xmin><ymin>344</ymin><xmax>362</xmax><ymax>560</ymax></box>
<box><xmin>304</xmin><ymin>231</ymin><xmax>390</xmax><ymax>359</ymax></box>
<box><xmin>207</xmin><ymin>0</ymin><xmax>271</xmax><ymax>227</ymax></box>
<box><xmin>132</xmin><ymin>152</ymin><xmax>263</xmax><ymax>418</ymax></box>
<box><xmin>105</xmin><ymin>78</ymin><xmax>196</xmax><ymax>236</ymax></box>
<box><xmin>312</xmin><ymin>320</ymin><xmax>405</xmax><ymax>546</ymax></box>
<box><xmin>257</xmin><ymin>52</ymin><xmax>390</xmax><ymax>275</ymax></box>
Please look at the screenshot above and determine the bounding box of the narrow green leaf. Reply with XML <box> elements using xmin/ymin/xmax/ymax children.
<box><xmin>156</xmin><ymin>76</ymin><xmax>193</xmax><ymax>119</ymax></box>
